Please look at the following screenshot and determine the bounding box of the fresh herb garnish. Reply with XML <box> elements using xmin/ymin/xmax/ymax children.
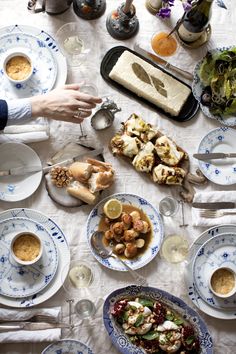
<box><xmin>135</xmin><ymin>314</ymin><xmax>145</xmax><ymax>327</ymax></box>
<box><xmin>142</xmin><ymin>331</ymin><xmax>160</xmax><ymax>340</ymax></box>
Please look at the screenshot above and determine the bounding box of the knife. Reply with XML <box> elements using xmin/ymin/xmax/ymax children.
<box><xmin>0</xmin><ymin>322</ymin><xmax>71</xmax><ymax>331</ymax></box>
<box><xmin>134</xmin><ymin>43</ymin><xmax>194</xmax><ymax>81</ymax></box>
<box><xmin>193</xmin><ymin>152</ymin><xmax>236</xmax><ymax>161</ymax></box>
<box><xmin>192</xmin><ymin>202</ymin><xmax>235</xmax><ymax>209</ymax></box>
<box><xmin>0</xmin><ymin>147</ymin><xmax>104</xmax><ymax>177</ymax></box>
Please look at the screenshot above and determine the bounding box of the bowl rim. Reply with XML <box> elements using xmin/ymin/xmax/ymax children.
<box><xmin>10</xmin><ymin>231</ymin><xmax>43</xmax><ymax>266</ymax></box>
<box><xmin>3</xmin><ymin>50</ymin><xmax>33</xmax><ymax>84</ymax></box>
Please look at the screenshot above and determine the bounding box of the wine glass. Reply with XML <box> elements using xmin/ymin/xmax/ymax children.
<box><xmin>78</xmin><ymin>82</ymin><xmax>98</xmax><ymax>139</ymax></box>
<box><xmin>61</xmin><ymin>260</ymin><xmax>97</xmax><ymax>320</ymax></box>
<box><xmin>159</xmin><ymin>196</ymin><xmax>189</xmax><ymax>263</ymax></box>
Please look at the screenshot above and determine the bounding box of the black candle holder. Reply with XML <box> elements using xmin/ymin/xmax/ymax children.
<box><xmin>106</xmin><ymin>3</ymin><xmax>139</xmax><ymax>40</ymax></box>
<box><xmin>73</xmin><ymin>0</ymin><xmax>106</xmax><ymax>20</ymax></box>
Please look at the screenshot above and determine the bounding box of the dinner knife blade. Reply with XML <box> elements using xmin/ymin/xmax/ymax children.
<box><xmin>43</xmin><ymin>147</ymin><xmax>104</xmax><ymax>174</ymax></box>
<box><xmin>192</xmin><ymin>202</ymin><xmax>235</xmax><ymax>209</ymax></box>
<box><xmin>0</xmin><ymin>165</ymin><xmax>41</xmax><ymax>177</ymax></box>
<box><xmin>0</xmin><ymin>322</ymin><xmax>70</xmax><ymax>331</ymax></box>
<box><xmin>193</xmin><ymin>152</ymin><xmax>236</xmax><ymax>161</ymax></box>
<box><xmin>133</xmin><ymin>43</ymin><xmax>194</xmax><ymax>81</ymax></box>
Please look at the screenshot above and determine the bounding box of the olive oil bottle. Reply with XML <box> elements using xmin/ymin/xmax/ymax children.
<box><xmin>177</xmin><ymin>0</ymin><xmax>214</xmax><ymax>43</ymax></box>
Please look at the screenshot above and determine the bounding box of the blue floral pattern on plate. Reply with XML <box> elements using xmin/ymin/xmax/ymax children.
<box><xmin>103</xmin><ymin>285</ymin><xmax>213</xmax><ymax>354</ymax></box>
<box><xmin>0</xmin><ymin>217</ymin><xmax>58</xmax><ymax>298</ymax></box>
<box><xmin>86</xmin><ymin>193</ymin><xmax>164</xmax><ymax>271</ymax></box>
<box><xmin>42</xmin><ymin>339</ymin><xmax>95</xmax><ymax>354</ymax></box>
<box><xmin>185</xmin><ymin>224</ymin><xmax>236</xmax><ymax>319</ymax></box>
<box><xmin>197</xmin><ymin>127</ymin><xmax>236</xmax><ymax>185</ymax></box>
<box><xmin>0</xmin><ymin>209</ymin><xmax>70</xmax><ymax>308</ymax></box>
<box><xmin>193</xmin><ymin>233</ymin><xmax>236</xmax><ymax>309</ymax></box>
<box><xmin>192</xmin><ymin>46</ymin><xmax>236</xmax><ymax>127</ymax></box>
<box><xmin>0</xmin><ymin>31</ymin><xmax>57</xmax><ymax>99</ymax></box>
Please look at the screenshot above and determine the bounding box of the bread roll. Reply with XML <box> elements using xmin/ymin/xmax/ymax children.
<box><xmin>67</xmin><ymin>181</ymin><xmax>97</xmax><ymax>205</ymax></box>
<box><xmin>69</xmin><ymin>162</ymin><xmax>93</xmax><ymax>183</ymax></box>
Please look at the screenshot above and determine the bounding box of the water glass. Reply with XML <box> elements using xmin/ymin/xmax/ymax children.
<box><xmin>159</xmin><ymin>196</ymin><xmax>179</xmax><ymax>217</ymax></box>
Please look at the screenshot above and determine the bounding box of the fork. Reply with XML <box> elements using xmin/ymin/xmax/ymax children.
<box><xmin>200</xmin><ymin>209</ymin><xmax>236</xmax><ymax>218</ymax></box>
<box><xmin>0</xmin><ymin>314</ymin><xmax>58</xmax><ymax>324</ymax></box>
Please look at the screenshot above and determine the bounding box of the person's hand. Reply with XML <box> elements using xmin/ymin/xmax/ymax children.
<box><xmin>29</xmin><ymin>84</ymin><xmax>102</xmax><ymax>123</ymax></box>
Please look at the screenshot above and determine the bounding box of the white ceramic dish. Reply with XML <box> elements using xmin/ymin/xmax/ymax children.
<box><xmin>3</xmin><ymin>50</ymin><xmax>33</xmax><ymax>84</ymax></box>
<box><xmin>0</xmin><ymin>24</ymin><xmax>67</xmax><ymax>96</ymax></box>
<box><xmin>0</xmin><ymin>142</ymin><xmax>42</xmax><ymax>202</ymax></box>
<box><xmin>192</xmin><ymin>233</ymin><xmax>236</xmax><ymax>309</ymax></box>
<box><xmin>42</xmin><ymin>339</ymin><xmax>95</xmax><ymax>354</ymax></box>
<box><xmin>0</xmin><ymin>208</ymin><xmax>70</xmax><ymax>308</ymax></box>
<box><xmin>197</xmin><ymin>127</ymin><xmax>236</xmax><ymax>185</ymax></box>
<box><xmin>209</xmin><ymin>266</ymin><xmax>236</xmax><ymax>299</ymax></box>
<box><xmin>0</xmin><ymin>217</ymin><xmax>58</xmax><ymax>298</ymax></box>
<box><xmin>86</xmin><ymin>193</ymin><xmax>164</xmax><ymax>271</ymax></box>
<box><xmin>185</xmin><ymin>224</ymin><xmax>236</xmax><ymax>319</ymax></box>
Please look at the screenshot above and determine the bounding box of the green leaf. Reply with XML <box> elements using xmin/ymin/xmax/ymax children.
<box><xmin>134</xmin><ymin>314</ymin><xmax>145</xmax><ymax>327</ymax></box>
<box><xmin>132</xmin><ymin>63</ymin><xmax>152</xmax><ymax>85</ymax></box>
<box><xmin>138</xmin><ymin>299</ymin><xmax>154</xmax><ymax>307</ymax></box>
<box><xmin>142</xmin><ymin>331</ymin><xmax>160</xmax><ymax>340</ymax></box>
<box><xmin>165</xmin><ymin>313</ymin><xmax>174</xmax><ymax>321</ymax></box>
<box><xmin>123</xmin><ymin>311</ymin><xmax>129</xmax><ymax>321</ymax></box>
<box><xmin>186</xmin><ymin>335</ymin><xmax>195</xmax><ymax>345</ymax></box>
<box><xmin>174</xmin><ymin>318</ymin><xmax>184</xmax><ymax>325</ymax></box>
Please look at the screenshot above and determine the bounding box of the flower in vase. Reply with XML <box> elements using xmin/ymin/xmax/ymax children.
<box><xmin>157</xmin><ymin>0</ymin><xmax>192</xmax><ymax>19</ymax></box>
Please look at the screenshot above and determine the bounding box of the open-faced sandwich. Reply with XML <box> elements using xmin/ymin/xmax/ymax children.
<box><xmin>110</xmin><ymin>114</ymin><xmax>188</xmax><ymax>186</ymax></box>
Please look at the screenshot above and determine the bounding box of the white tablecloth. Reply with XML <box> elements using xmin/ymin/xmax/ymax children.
<box><xmin>0</xmin><ymin>1</ymin><xmax>235</xmax><ymax>353</ymax></box>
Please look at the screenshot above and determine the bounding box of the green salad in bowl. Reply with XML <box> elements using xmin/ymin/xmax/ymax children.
<box><xmin>193</xmin><ymin>46</ymin><xmax>236</xmax><ymax>126</ymax></box>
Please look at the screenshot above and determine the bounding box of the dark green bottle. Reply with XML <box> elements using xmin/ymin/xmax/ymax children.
<box><xmin>177</xmin><ymin>0</ymin><xmax>214</xmax><ymax>43</ymax></box>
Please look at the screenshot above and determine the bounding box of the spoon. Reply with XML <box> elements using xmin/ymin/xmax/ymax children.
<box><xmin>90</xmin><ymin>231</ymin><xmax>148</xmax><ymax>286</ymax></box>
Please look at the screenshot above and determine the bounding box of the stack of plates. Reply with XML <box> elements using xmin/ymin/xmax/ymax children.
<box><xmin>185</xmin><ymin>224</ymin><xmax>236</xmax><ymax>319</ymax></box>
<box><xmin>0</xmin><ymin>208</ymin><xmax>70</xmax><ymax>308</ymax></box>
<box><xmin>0</xmin><ymin>24</ymin><xmax>67</xmax><ymax>99</ymax></box>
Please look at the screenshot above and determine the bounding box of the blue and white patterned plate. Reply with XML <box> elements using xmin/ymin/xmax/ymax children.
<box><xmin>185</xmin><ymin>224</ymin><xmax>236</xmax><ymax>319</ymax></box>
<box><xmin>0</xmin><ymin>32</ymin><xmax>57</xmax><ymax>99</ymax></box>
<box><xmin>192</xmin><ymin>46</ymin><xmax>236</xmax><ymax>126</ymax></box>
<box><xmin>42</xmin><ymin>339</ymin><xmax>95</xmax><ymax>354</ymax></box>
<box><xmin>103</xmin><ymin>285</ymin><xmax>213</xmax><ymax>354</ymax></box>
<box><xmin>193</xmin><ymin>233</ymin><xmax>236</xmax><ymax>310</ymax></box>
<box><xmin>0</xmin><ymin>217</ymin><xmax>58</xmax><ymax>298</ymax></box>
<box><xmin>0</xmin><ymin>208</ymin><xmax>70</xmax><ymax>308</ymax></box>
<box><xmin>197</xmin><ymin>127</ymin><xmax>236</xmax><ymax>185</ymax></box>
<box><xmin>86</xmin><ymin>193</ymin><xmax>164</xmax><ymax>271</ymax></box>
<box><xmin>0</xmin><ymin>24</ymin><xmax>67</xmax><ymax>91</ymax></box>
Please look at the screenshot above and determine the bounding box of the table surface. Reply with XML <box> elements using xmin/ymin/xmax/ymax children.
<box><xmin>0</xmin><ymin>0</ymin><xmax>235</xmax><ymax>353</ymax></box>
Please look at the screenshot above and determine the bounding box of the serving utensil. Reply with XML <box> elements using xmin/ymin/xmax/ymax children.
<box><xmin>134</xmin><ymin>43</ymin><xmax>193</xmax><ymax>80</ymax></box>
<box><xmin>90</xmin><ymin>231</ymin><xmax>148</xmax><ymax>286</ymax></box>
<box><xmin>199</xmin><ymin>209</ymin><xmax>236</xmax><ymax>218</ymax></box>
<box><xmin>192</xmin><ymin>202</ymin><xmax>235</xmax><ymax>209</ymax></box>
<box><xmin>193</xmin><ymin>152</ymin><xmax>236</xmax><ymax>161</ymax></box>
<box><xmin>0</xmin><ymin>165</ymin><xmax>41</xmax><ymax>177</ymax></box>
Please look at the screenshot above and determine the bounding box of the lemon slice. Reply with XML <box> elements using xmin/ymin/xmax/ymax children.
<box><xmin>103</xmin><ymin>199</ymin><xmax>123</xmax><ymax>219</ymax></box>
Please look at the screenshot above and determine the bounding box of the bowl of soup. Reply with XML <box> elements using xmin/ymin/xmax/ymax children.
<box><xmin>10</xmin><ymin>231</ymin><xmax>43</xmax><ymax>265</ymax></box>
<box><xmin>3</xmin><ymin>51</ymin><xmax>33</xmax><ymax>84</ymax></box>
<box><xmin>209</xmin><ymin>266</ymin><xmax>236</xmax><ymax>298</ymax></box>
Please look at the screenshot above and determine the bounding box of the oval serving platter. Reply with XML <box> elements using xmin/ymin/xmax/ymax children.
<box><xmin>100</xmin><ymin>46</ymin><xmax>199</xmax><ymax>123</ymax></box>
<box><xmin>103</xmin><ymin>285</ymin><xmax>213</xmax><ymax>354</ymax></box>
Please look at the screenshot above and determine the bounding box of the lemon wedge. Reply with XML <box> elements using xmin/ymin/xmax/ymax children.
<box><xmin>103</xmin><ymin>199</ymin><xmax>123</xmax><ymax>219</ymax></box>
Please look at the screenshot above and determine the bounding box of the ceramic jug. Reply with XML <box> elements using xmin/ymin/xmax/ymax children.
<box><xmin>27</xmin><ymin>0</ymin><xmax>72</xmax><ymax>15</ymax></box>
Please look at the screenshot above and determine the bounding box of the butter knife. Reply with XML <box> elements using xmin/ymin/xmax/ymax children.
<box><xmin>192</xmin><ymin>202</ymin><xmax>235</xmax><ymax>209</ymax></box>
<box><xmin>193</xmin><ymin>153</ymin><xmax>236</xmax><ymax>161</ymax></box>
<box><xmin>0</xmin><ymin>165</ymin><xmax>41</xmax><ymax>177</ymax></box>
<box><xmin>0</xmin><ymin>322</ymin><xmax>70</xmax><ymax>331</ymax></box>
<box><xmin>134</xmin><ymin>43</ymin><xmax>193</xmax><ymax>81</ymax></box>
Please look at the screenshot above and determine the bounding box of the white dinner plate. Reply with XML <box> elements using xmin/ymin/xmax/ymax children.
<box><xmin>0</xmin><ymin>142</ymin><xmax>42</xmax><ymax>202</ymax></box>
<box><xmin>42</xmin><ymin>339</ymin><xmax>95</xmax><ymax>354</ymax></box>
<box><xmin>193</xmin><ymin>233</ymin><xmax>236</xmax><ymax>310</ymax></box>
<box><xmin>0</xmin><ymin>208</ymin><xmax>70</xmax><ymax>308</ymax></box>
<box><xmin>197</xmin><ymin>127</ymin><xmax>236</xmax><ymax>185</ymax></box>
<box><xmin>0</xmin><ymin>217</ymin><xmax>58</xmax><ymax>298</ymax></box>
<box><xmin>86</xmin><ymin>193</ymin><xmax>164</xmax><ymax>271</ymax></box>
<box><xmin>192</xmin><ymin>46</ymin><xmax>236</xmax><ymax>127</ymax></box>
<box><xmin>185</xmin><ymin>224</ymin><xmax>236</xmax><ymax>319</ymax></box>
<box><xmin>0</xmin><ymin>32</ymin><xmax>57</xmax><ymax>99</ymax></box>
<box><xmin>0</xmin><ymin>24</ymin><xmax>67</xmax><ymax>90</ymax></box>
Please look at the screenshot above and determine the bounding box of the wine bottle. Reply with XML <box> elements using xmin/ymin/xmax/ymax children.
<box><xmin>177</xmin><ymin>0</ymin><xmax>214</xmax><ymax>43</ymax></box>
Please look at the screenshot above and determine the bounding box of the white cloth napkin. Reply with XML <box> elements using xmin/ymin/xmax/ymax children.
<box><xmin>0</xmin><ymin>307</ymin><xmax>61</xmax><ymax>343</ymax></box>
<box><xmin>192</xmin><ymin>191</ymin><xmax>236</xmax><ymax>227</ymax></box>
<box><xmin>0</xmin><ymin>121</ymin><xmax>50</xmax><ymax>144</ymax></box>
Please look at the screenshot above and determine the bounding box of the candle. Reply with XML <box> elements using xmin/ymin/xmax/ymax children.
<box><xmin>123</xmin><ymin>0</ymin><xmax>134</xmax><ymax>14</ymax></box>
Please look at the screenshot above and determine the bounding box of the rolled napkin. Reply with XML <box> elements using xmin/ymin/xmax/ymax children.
<box><xmin>192</xmin><ymin>191</ymin><xmax>236</xmax><ymax>227</ymax></box>
<box><xmin>0</xmin><ymin>122</ymin><xmax>49</xmax><ymax>144</ymax></box>
<box><xmin>0</xmin><ymin>307</ymin><xmax>61</xmax><ymax>343</ymax></box>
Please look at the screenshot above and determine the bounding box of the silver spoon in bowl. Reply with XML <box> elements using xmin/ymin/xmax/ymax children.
<box><xmin>90</xmin><ymin>231</ymin><xmax>148</xmax><ymax>286</ymax></box>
